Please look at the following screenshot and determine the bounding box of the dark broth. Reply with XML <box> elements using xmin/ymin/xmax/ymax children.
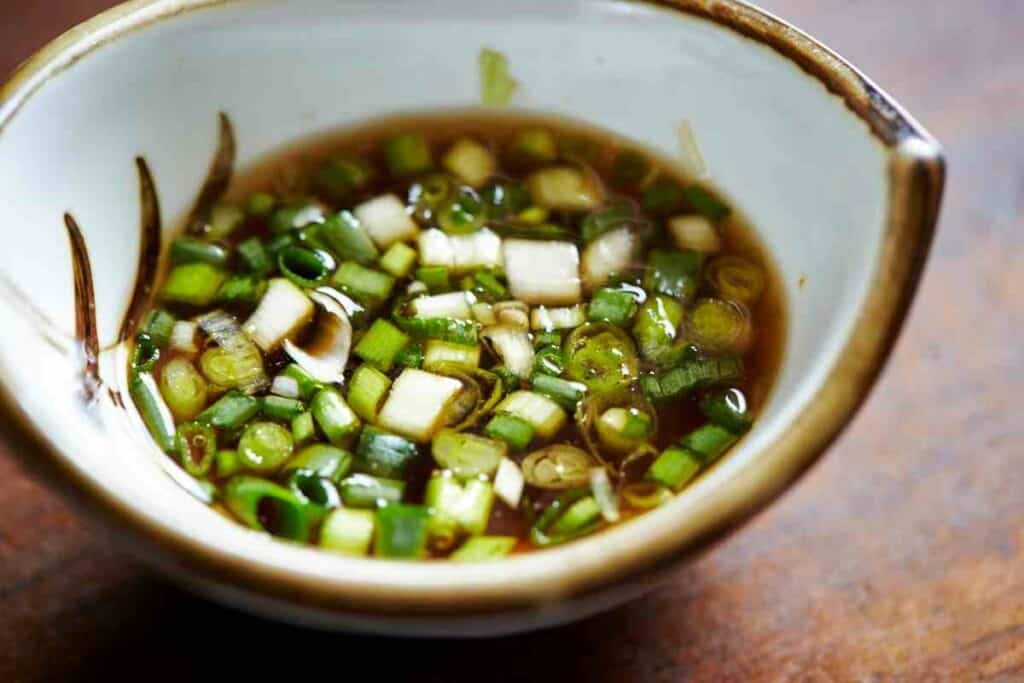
<box><xmin>136</xmin><ymin>110</ymin><xmax>785</xmax><ymax>559</ymax></box>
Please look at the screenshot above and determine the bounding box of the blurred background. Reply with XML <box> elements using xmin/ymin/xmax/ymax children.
<box><xmin>0</xmin><ymin>1</ymin><xmax>1020</xmax><ymax>681</ymax></box>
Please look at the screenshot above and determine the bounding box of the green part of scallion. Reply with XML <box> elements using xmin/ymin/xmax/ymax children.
<box><xmin>278</xmin><ymin>246</ymin><xmax>334</xmax><ymax>288</ymax></box>
<box><xmin>290</xmin><ymin>411</ymin><xmax>316</xmax><ymax>445</ymax></box>
<box><xmin>450</xmin><ymin>536</ymin><xmax>517</xmax><ymax>562</ymax></box>
<box><xmin>587</xmin><ymin>287</ymin><xmax>639</xmax><ymax>326</ymax></box>
<box><xmin>533</xmin><ymin>329</ymin><xmax>563</xmax><ymax>348</ymax></box>
<box><xmin>394</xmin><ymin>341</ymin><xmax>425</xmax><ymax>369</ymax></box>
<box><xmin>319</xmin><ymin>507</ymin><xmax>375</xmax><ymax>556</ymax></box>
<box><xmin>384</xmin><ymin>133</ymin><xmax>432</xmax><ymax>178</ymax></box>
<box><xmin>484</xmin><ymin>413</ymin><xmax>535</xmax><ymax>452</ymax></box>
<box><xmin>472</xmin><ymin>270</ymin><xmax>507</xmax><ymax>299</ymax></box>
<box><xmin>641</xmin><ymin>357</ymin><xmax>744</xmax><ymax>403</ymax></box>
<box><xmin>378</xmin><ymin>242</ymin><xmax>418</xmax><ymax>278</ymax></box>
<box><xmin>700</xmin><ymin>387</ymin><xmax>753</xmax><ymax>434</ymax></box>
<box><xmin>529</xmin><ymin>373</ymin><xmax>587</xmax><ymax>411</ymax></box>
<box><xmin>320</xmin><ymin>210</ymin><xmax>380</xmax><ymax>265</ymax></box>
<box><xmin>529</xmin><ymin>488</ymin><xmax>603</xmax><ymax>547</ymax></box>
<box><xmin>479</xmin><ymin>47</ymin><xmax>518</xmax><ymax>106</ymax></box>
<box><xmin>355</xmin><ymin>426</ymin><xmax>421</xmax><ymax>480</ymax></box>
<box><xmin>160</xmin><ymin>263</ymin><xmax>227</xmax><ymax>306</ymax></box>
<box><xmin>246</xmin><ymin>192</ymin><xmax>276</xmax><ymax>217</ymax></box>
<box><xmin>392</xmin><ymin>301</ymin><xmax>479</xmax><ymax>345</ymax></box>
<box><xmin>681</xmin><ymin>423</ymin><xmax>739</xmax><ymax>464</ymax></box>
<box><xmin>236</xmin><ymin>237</ymin><xmax>272</xmax><ymax>276</ymax></box>
<box><xmin>339</xmin><ymin>473</ymin><xmax>406</xmax><ymax>509</ymax></box>
<box><xmin>175</xmin><ymin>422</ymin><xmax>217</xmax><ymax>477</ymax></box>
<box><xmin>415</xmin><ymin>266</ymin><xmax>450</xmax><ymax>292</ymax></box>
<box><xmin>141</xmin><ymin>309</ymin><xmax>176</xmax><ymax>348</ymax></box>
<box><xmin>260</xmin><ymin>395</ymin><xmax>306</xmax><ymax>422</ymax></box>
<box><xmin>646</xmin><ymin>445</ymin><xmax>702</xmax><ymax>491</ymax></box>
<box><xmin>532</xmin><ymin>345</ymin><xmax>564</xmax><ymax>377</ymax></box>
<box><xmin>314</xmin><ymin>155</ymin><xmax>374</xmax><ymax>202</ymax></box>
<box><xmin>237</xmin><ymin>421</ymin><xmax>294</xmax><ymax>473</ymax></box>
<box><xmin>563</xmin><ymin>325</ymin><xmax>639</xmax><ymax>400</ymax></box>
<box><xmin>207</xmin><ymin>203</ymin><xmax>246</xmax><ymax>239</ymax></box>
<box><xmin>170</xmin><ymin>237</ymin><xmax>229</xmax><ymax>268</ymax></box>
<box><xmin>353</xmin><ymin>319</ymin><xmax>410</xmax><ymax>372</ymax></box>
<box><xmin>215</xmin><ymin>449</ymin><xmax>242</xmax><ymax>478</ymax></box>
<box><xmin>269</xmin><ymin>202</ymin><xmax>323</xmax><ymax>235</ymax></box>
<box><xmin>507</xmin><ymin>128</ymin><xmax>557</xmax><ymax>168</ymax></box>
<box><xmin>222</xmin><ymin>475</ymin><xmax>318</xmax><ymax>542</ymax></box>
<box><xmin>490</xmin><ymin>365</ymin><xmax>520</xmax><ymax>393</ymax></box>
<box><xmin>286</xmin><ymin>469</ymin><xmax>342</xmax><ymax>510</ymax></box>
<box><xmin>685</xmin><ymin>185</ymin><xmax>731</xmax><ymax>222</ymax></box>
<box><xmin>437</xmin><ymin>188</ymin><xmax>487</xmax><ymax>235</ymax></box>
<box><xmin>431</xmin><ymin>429</ymin><xmax>506</xmax><ymax>479</ymax></box>
<box><xmin>347</xmin><ymin>364</ymin><xmax>392</xmax><ymax>422</ymax></box>
<box><xmin>129</xmin><ymin>371</ymin><xmax>177</xmax><ymax>453</ymax></box>
<box><xmin>216</xmin><ymin>275</ymin><xmax>266</xmax><ymax>305</ymax></box>
<box><xmin>425</xmin><ymin>475</ymin><xmax>495</xmax><ymax>541</ymax></box>
<box><xmin>131</xmin><ymin>334</ymin><xmax>160</xmax><ymax>372</ymax></box>
<box><xmin>632</xmin><ymin>295</ymin><xmax>685</xmax><ymax>362</ymax></box>
<box><xmin>580</xmin><ymin>202</ymin><xmax>640</xmax><ymax>243</ymax></box>
<box><xmin>196</xmin><ymin>391</ymin><xmax>260</xmax><ymax>430</ymax></box>
<box><xmin>332</xmin><ymin>261</ymin><xmax>395</xmax><ymax>307</ymax></box>
<box><xmin>480</xmin><ymin>181</ymin><xmax>531</xmax><ymax>218</ymax></box>
<box><xmin>374</xmin><ymin>504</ymin><xmax>430</xmax><ymax>559</ymax></box>
<box><xmin>280</xmin><ymin>363</ymin><xmax>323</xmax><ymax>401</ymax></box>
<box><xmin>641</xmin><ymin>178</ymin><xmax>685</xmax><ymax>215</ymax></box>
<box><xmin>643</xmin><ymin>248</ymin><xmax>704</xmax><ymax>302</ymax></box>
<box><xmin>310</xmin><ymin>388</ymin><xmax>361</xmax><ymax>446</ymax></box>
<box><xmin>265</xmin><ymin>233</ymin><xmax>295</xmax><ymax>259</ymax></box>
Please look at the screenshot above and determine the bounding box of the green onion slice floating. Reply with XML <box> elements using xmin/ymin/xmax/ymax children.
<box><xmin>705</xmin><ymin>254</ymin><xmax>766</xmax><ymax>304</ymax></box>
<box><xmin>521</xmin><ymin>444</ymin><xmax>596</xmax><ymax>490</ymax></box>
<box><xmin>278</xmin><ymin>246</ymin><xmax>335</xmax><ymax>288</ymax></box>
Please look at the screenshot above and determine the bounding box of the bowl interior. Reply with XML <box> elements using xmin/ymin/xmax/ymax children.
<box><xmin>0</xmin><ymin>0</ymin><xmax>890</xmax><ymax>620</ymax></box>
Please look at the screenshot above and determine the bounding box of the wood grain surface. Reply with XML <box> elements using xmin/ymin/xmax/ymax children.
<box><xmin>1</xmin><ymin>1</ymin><xmax>1021</xmax><ymax>680</ymax></box>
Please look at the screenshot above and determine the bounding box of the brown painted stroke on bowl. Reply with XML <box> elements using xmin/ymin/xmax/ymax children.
<box><xmin>116</xmin><ymin>157</ymin><xmax>162</xmax><ymax>344</ymax></box>
<box><xmin>63</xmin><ymin>213</ymin><xmax>101</xmax><ymax>401</ymax></box>
<box><xmin>185</xmin><ymin>111</ymin><xmax>235</xmax><ymax>235</ymax></box>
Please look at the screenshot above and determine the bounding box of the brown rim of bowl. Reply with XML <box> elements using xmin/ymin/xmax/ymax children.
<box><xmin>0</xmin><ymin>0</ymin><xmax>944</xmax><ymax>619</ymax></box>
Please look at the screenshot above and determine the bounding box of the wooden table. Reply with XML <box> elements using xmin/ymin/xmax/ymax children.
<box><xmin>2</xmin><ymin>1</ymin><xmax>1020</xmax><ymax>680</ymax></box>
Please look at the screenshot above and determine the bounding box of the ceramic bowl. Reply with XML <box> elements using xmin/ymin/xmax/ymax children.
<box><xmin>0</xmin><ymin>0</ymin><xmax>943</xmax><ymax>636</ymax></box>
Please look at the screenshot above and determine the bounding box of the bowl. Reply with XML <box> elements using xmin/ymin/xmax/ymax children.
<box><xmin>0</xmin><ymin>0</ymin><xmax>944</xmax><ymax>636</ymax></box>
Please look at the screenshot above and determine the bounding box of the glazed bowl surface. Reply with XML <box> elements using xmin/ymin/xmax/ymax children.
<box><xmin>0</xmin><ymin>0</ymin><xmax>943</xmax><ymax>635</ymax></box>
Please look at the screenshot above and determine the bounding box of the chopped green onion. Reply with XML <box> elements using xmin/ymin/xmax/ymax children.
<box><xmin>290</xmin><ymin>411</ymin><xmax>316</xmax><ymax>445</ymax></box>
<box><xmin>530</xmin><ymin>305</ymin><xmax>586</xmax><ymax>331</ymax></box>
<box><xmin>284</xmin><ymin>443</ymin><xmax>352</xmax><ymax>482</ymax></box>
<box><xmin>314</xmin><ymin>155</ymin><xmax>374</xmax><ymax>202</ymax></box>
<box><xmin>595</xmin><ymin>406</ymin><xmax>653</xmax><ymax>454</ymax></box>
<box><xmin>533</xmin><ymin>344</ymin><xmax>564</xmax><ymax>376</ymax></box>
<box><xmin>378</xmin><ymin>242</ymin><xmax>418</xmax><ymax>278</ymax></box>
<box><xmin>320</xmin><ymin>211</ymin><xmax>380</xmax><ymax>265</ymax></box>
<box><xmin>424</xmin><ymin>340</ymin><xmax>481</xmax><ymax>371</ymax></box>
<box><xmin>443</xmin><ymin>138</ymin><xmax>496</xmax><ymax>187</ymax></box>
<box><xmin>700</xmin><ymin>388</ymin><xmax>752</xmax><ymax>434</ymax></box>
<box><xmin>587</xmin><ymin>287</ymin><xmax>639</xmax><ymax>326</ymax></box>
<box><xmin>425</xmin><ymin>474</ymin><xmax>495</xmax><ymax>542</ymax></box>
<box><xmin>130</xmin><ymin>371</ymin><xmax>177</xmax><ymax>453</ymax></box>
<box><xmin>141</xmin><ymin>309</ymin><xmax>176</xmax><ymax>347</ymax></box>
<box><xmin>580</xmin><ymin>202</ymin><xmax>641</xmax><ymax>243</ymax></box>
<box><xmin>621</xmin><ymin>480</ymin><xmax>672</xmax><ymax>509</ymax></box>
<box><xmin>161</xmin><ymin>263</ymin><xmax>227</xmax><ymax>306</ymax></box>
<box><xmin>278</xmin><ymin>246</ymin><xmax>333</xmax><ymax>289</ymax></box>
<box><xmin>374</xmin><ymin>504</ymin><xmax>430</xmax><ymax>559</ymax></box>
<box><xmin>481</xmin><ymin>180</ymin><xmax>531</xmax><ymax>217</ymax></box>
<box><xmin>507</xmin><ymin>128</ymin><xmax>557</xmax><ymax>167</ymax></box>
<box><xmin>641</xmin><ymin>357</ymin><xmax>744</xmax><ymax>402</ymax></box>
<box><xmin>687</xmin><ymin>298</ymin><xmax>752</xmax><ymax>353</ymax></box>
<box><xmin>394</xmin><ymin>341</ymin><xmax>425</xmax><ymax>369</ymax></box>
<box><xmin>265</xmin><ymin>233</ymin><xmax>294</xmax><ymax>259</ymax></box>
<box><xmin>431</xmin><ymin>429</ymin><xmax>506</xmax><ymax>478</ymax></box>
<box><xmin>280</xmin><ymin>363</ymin><xmax>322</xmax><ymax>401</ymax></box>
<box><xmin>242</xmin><ymin>277</ymin><xmax>314</xmax><ymax>351</ymax></box>
<box><xmin>668</xmin><ymin>215</ymin><xmax>722</xmax><ymax>253</ymax></box>
<box><xmin>529</xmin><ymin>488</ymin><xmax>602</xmax><ymax>546</ymax></box>
<box><xmin>170</xmin><ymin>237</ymin><xmax>229</xmax><ymax>267</ymax></box>
<box><xmin>216</xmin><ymin>275</ymin><xmax>266</xmax><ymax>304</ymax></box>
<box><xmin>521</xmin><ymin>444</ymin><xmax>594</xmax><ymax>490</ymax></box>
<box><xmin>632</xmin><ymin>295</ymin><xmax>684</xmax><ymax>362</ymax></box>
<box><xmin>311</xmin><ymin>388</ymin><xmax>361</xmax><ymax>446</ymax></box>
<box><xmin>332</xmin><ymin>261</ymin><xmax>395</xmax><ymax>306</ymax></box>
<box><xmin>705</xmin><ymin>254</ymin><xmax>766</xmax><ymax>304</ymax></box>
<box><xmin>131</xmin><ymin>334</ymin><xmax>160</xmax><ymax>372</ymax></box>
<box><xmin>222</xmin><ymin>476</ymin><xmax>317</xmax><ymax>542</ymax></box>
<box><xmin>199</xmin><ymin>346</ymin><xmax>266</xmax><ymax>392</ymax></box>
<box><xmin>158</xmin><ymin>357</ymin><xmax>208</xmax><ymax>421</ymax></box>
<box><xmin>175</xmin><ymin>422</ymin><xmax>217</xmax><ymax>476</ymax></box>
<box><xmin>642</xmin><ymin>178</ymin><xmax>684</xmax><ymax>215</ymax></box>
<box><xmin>260</xmin><ymin>395</ymin><xmax>305</xmax><ymax>422</ymax></box>
<box><xmin>526</xmin><ymin>166</ymin><xmax>602</xmax><ymax>212</ymax></box>
<box><xmin>319</xmin><ymin>508</ymin><xmax>375</xmax><ymax>556</ymax></box>
<box><xmin>479</xmin><ymin>47</ymin><xmax>518</xmax><ymax>107</ymax></box>
<box><xmin>353</xmin><ymin>319</ymin><xmax>410</xmax><ymax>372</ymax></box>
<box><xmin>355</xmin><ymin>426</ymin><xmax>421</xmax><ymax>479</ymax></box>
<box><xmin>472</xmin><ymin>270</ymin><xmax>507</xmax><ymax>299</ymax></box>
<box><xmin>437</xmin><ymin>187</ymin><xmax>486</xmax><ymax>235</ymax></box>
<box><xmin>495</xmin><ymin>391</ymin><xmax>566</xmax><ymax>441</ymax></box>
<box><xmin>237</xmin><ymin>421</ymin><xmax>294</xmax><ymax>473</ymax></box>
<box><xmin>196</xmin><ymin>391</ymin><xmax>260</xmax><ymax>430</ymax></box>
<box><xmin>684</xmin><ymin>185</ymin><xmax>731</xmax><ymax>221</ymax></box>
<box><xmin>393</xmin><ymin>301</ymin><xmax>480</xmax><ymax>345</ymax></box>
<box><xmin>168</xmin><ymin>320</ymin><xmax>198</xmax><ymax>353</ymax></box>
<box><xmin>493</xmin><ymin>457</ymin><xmax>525</xmax><ymax>507</ymax></box>
<box><xmin>269</xmin><ymin>202</ymin><xmax>325</xmax><ymax>235</ymax></box>
<box><xmin>484</xmin><ymin>413</ymin><xmax>534</xmax><ymax>452</ymax></box>
<box><xmin>415</xmin><ymin>266</ymin><xmax>450</xmax><ymax>292</ymax></box>
<box><xmin>215</xmin><ymin>449</ymin><xmax>242</xmax><ymax>478</ymax></box>
<box><xmin>643</xmin><ymin>248</ymin><xmax>704</xmax><ymax>302</ymax></box>
<box><xmin>246</xmin><ymin>192</ymin><xmax>276</xmax><ymax>217</ymax></box>
<box><xmin>207</xmin><ymin>202</ymin><xmax>245</xmax><ymax>239</ymax></box>
<box><xmin>646</xmin><ymin>445</ymin><xmax>702</xmax><ymax>490</ymax></box>
<box><xmin>529</xmin><ymin>373</ymin><xmax>587</xmax><ymax>411</ymax></box>
<box><xmin>481</xmin><ymin>325</ymin><xmax>533</xmax><ymax>378</ymax></box>
<box><xmin>682</xmin><ymin>423</ymin><xmax>739</xmax><ymax>463</ymax></box>
<box><xmin>346</xmin><ymin>365</ymin><xmax>392</xmax><ymax>423</ymax></box>
<box><xmin>563</xmin><ymin>324</ymin><xmax>639</xmax><ymax>400</ymax></box>
<box><xmin>590</xmin><ymin>467</ymin><xmax>620</xmax><ymax>522</ymax></box>
<box><xmin>339</xmin><ymin>473</ymin><xmax>406</xmax><ymax>508</ymax></box>
<box><xmin>450</xmin><ymin>536</ymin><xmax>517</xmax><ymax>561</ymax></box>
<box><xmin>384</xmin><ymin>133</ymin><xmax>432</xmax><ymax>178</ymax></box>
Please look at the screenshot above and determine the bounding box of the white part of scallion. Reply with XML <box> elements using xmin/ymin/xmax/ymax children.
<box><xmin>494</xmin><ymin>457</ymin><xmax>525</xmax><ymax>508</ymax></box>
<box><xmin>412</xmin><ymin>291</ymin><xmax>474</xmax><ymax>319</ymax></box>
<box><xmin>502</xmin><ymin>239</ymin><xmax>581</xmax><ymax>305</ymax></box>
<box><xmin>418</xmin><ymin>228</ymin><xmax>504</xmax><ymax>273</ymax></box>
<box><xmin>668</xmin><ymin>215</ymin><xmax>722</xmax><ymax>253</ymax></box>
<box><xmin>443</xmin><ymin>138</ymin><xmax>496</xmax><ymax>188</ymax></box>
<box><xmin>526</xmin><ymin>166</ymin><xmax>603</xmax><ymax>211</ymax></box>
<box><xmin>169</xmin><ymin>320</ymin><xmax>199</xmax><ymax>353</ymax></box>
<box><xmin>243</xmin><ymin>278</ymin><xmax>314</xmax><ymax>352</ymax></box>
<box><xmin>581</xmin><ymin>226</ymin><xmax>638</xmax><ymax>291</ymax></box>
<box><xmin>495</xmin><ymin>391</ymin><xmax>566</xmax><ymax>440</ymax></box>
<box><xmin>424</xmin><ymin>340</ymin><xmax>481</xmax><ymax>370</ymax></box>
<box><xmin>377</xmin><ymin>369</ymin><xmax>463</xmax><ymax>442</ymax></box>
<box><xmin>270</xmin><ymin>374</ymin><xmax>301</xmax><ymax>399</ymax></box>
<box><xmin>471</xmin><ymin>302</ymin><xmax>496</xmax><ymax>325</ymax></box>
<box><xmin>481</xmin><ymin>325</ymin><xmax>534</xmax><ymax>379</ymax></box>
<box><xmin>590</xmin><ymin>467</ymin><xmax>620</xmax><ymax>522</ymax></box>
<box><xmin>530</xmin><ymin>304</ymin><xmax>586</xmax><ymax>331</ymax></box>
<box><xmin>354</xmin><ymin>194</ymin><xmax>419</xmax><ymax>248</ymax></box>
<box><xmin>282</xmin><ymin>289</ymin><xmax>353</xmax><ymax>384</ymax></box>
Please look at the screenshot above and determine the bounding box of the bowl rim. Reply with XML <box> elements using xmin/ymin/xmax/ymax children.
<box><xmin>0</xmin><ymin>0</ymin><xmax>945</xmax><ymax>619</ymax></box>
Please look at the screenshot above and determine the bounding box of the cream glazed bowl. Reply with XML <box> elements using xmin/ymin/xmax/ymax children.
<box><xmin>0</xmin><ymin>0</ymin><xmax>943</xmax><ymax>635</ymax></box>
